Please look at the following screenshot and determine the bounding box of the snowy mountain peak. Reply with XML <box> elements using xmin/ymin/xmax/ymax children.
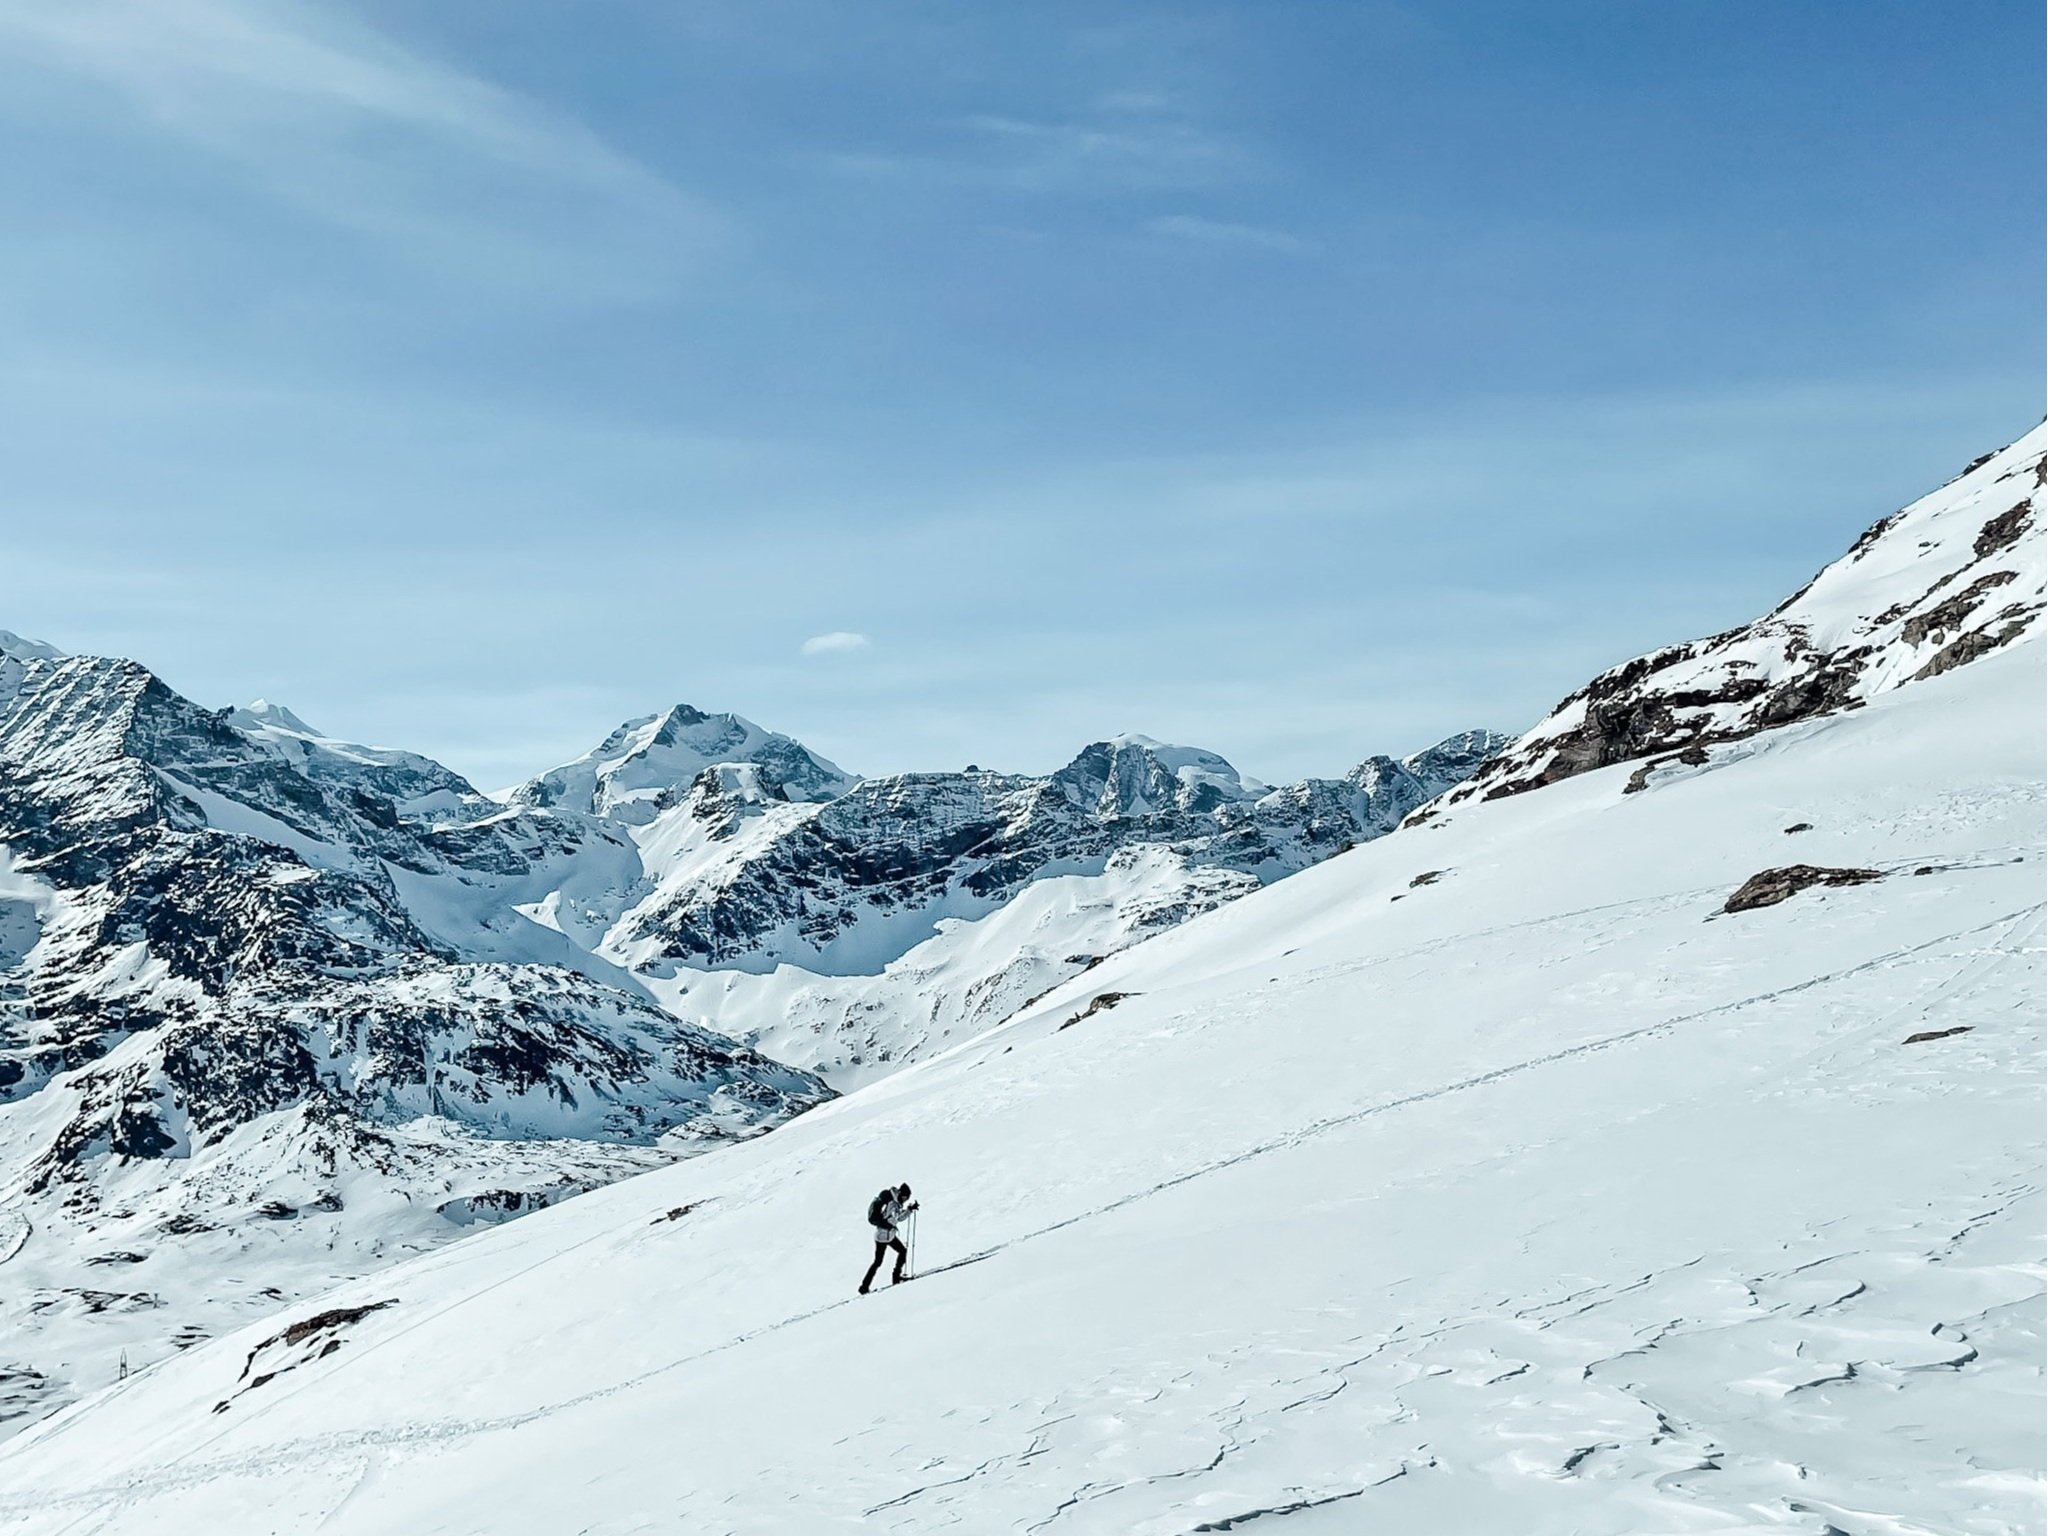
<box><xmin>1438</xmin><ymin>425</ymin><xmax>2045</xmax><ymax>810</ymax></box>
<box><xmin>0</xmin><ymin>629</ymin><xmax>65</xmax><ymax>662</ymax></box>
<box><xmin>1054</xmin><ymin>735</ymin><xmax>1260</xmax><ymax>818</ymax></box>
<box><xmin>1397</xmin><ymin>727</ymin><xmax>1512</xmax><ymax>784</ymax></box>
<box><xmin>513</xmin><ymin>704</ymin><xmax>855</xmax><ymax>824</ymax></box>
<box><xmin>229</xmin><ymin>698</ymin><xmax>321</xmax><ymax>737</ymax></box>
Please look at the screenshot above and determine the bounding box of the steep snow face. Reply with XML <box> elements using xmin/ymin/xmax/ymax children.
<box><xmin>1443</xmin><ymin>427</ymin><xmax>2045</xmax><ymax>807</ymax></box>
<box><xmin>3</xmin><ymin>626</ymin><xmax>2033</xmax><ymax>1534</ymax></box>
<box><xmin>510</xmin><ymin>704</ymin><xmax>855</xmax><ymax>823</ymax></box>
<box><xmin>225</xmin><ymin>701</ymin><xmax>481</xmax><ymax>819</ymax></box>
<box><xmin>0</xmin><ymin>632</ymin><xmax>65</xmax><ymax>665</ymax></box>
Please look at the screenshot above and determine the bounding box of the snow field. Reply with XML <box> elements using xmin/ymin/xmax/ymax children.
<box><xmin>0</xmin><ymin>637</ymin><xmax>2038</xmax><ymax>1534</ymax></box>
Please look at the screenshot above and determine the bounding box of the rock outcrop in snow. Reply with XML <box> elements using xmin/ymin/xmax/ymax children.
<box><xmin>1434</xmin><ymin>429</ymin><xmax>2045</xmax><ymax>809</ymax></box>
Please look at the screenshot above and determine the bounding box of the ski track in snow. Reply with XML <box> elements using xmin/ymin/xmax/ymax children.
<box><xmin>14</xmin><ymin>902</ymin><xmax>2042</xmax><ymax>1532</ymax></box>
<box><xmin>2</xmin><ymin>628</ymin><xmax>2042</xmax><ymax>1536</ymax></box>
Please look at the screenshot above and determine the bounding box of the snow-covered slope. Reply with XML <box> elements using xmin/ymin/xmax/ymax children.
<box><xmin>508</xmin><ymin>704</ymin><xmax>856</xmax><ymax>821</ymax></box>
<box><xmin>0</xmin><ymin>639</ymin><xmax>1496</xmax><ymax>1436</ymax></box>
<box><xmin>1440</xmin><ymin>428</ymin><xmax>2045</xmax><ymax>807</ymax></box>
<box><xmin>225</xmin><ymin>699</ymin><xmax>482</xmax><ymax>819</ymax></box>
<box><xmin>0</xmin><ymin>435</ymin><xmax>2037</xmax><ymax>1534</ymax></box>
<box><xmin>0</xmin><ymin>651</ymin><xmax>831</xmax><ymax>1433</ymax></box>
<box><xmin>2</xmin><ymin>604</ymin><xmax>2036</xmax><ymax>1535</ymax></box>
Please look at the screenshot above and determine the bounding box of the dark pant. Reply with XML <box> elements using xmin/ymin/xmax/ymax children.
<box><xmin>862</xmin><ymin>1236</ymin><xmax>907</xmax><ymax>1290</ymax></box>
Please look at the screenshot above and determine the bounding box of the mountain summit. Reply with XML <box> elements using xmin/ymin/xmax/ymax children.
<box><xmin>511</xmin><ymin>704</ymin><xmax>856</xmax><ymax>823</ymax></box>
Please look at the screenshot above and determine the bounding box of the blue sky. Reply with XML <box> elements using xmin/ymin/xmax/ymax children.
<box><xmin>1</xmin><ymin>0</ymin><xmax>2037</xmax><ymax>788</ymax></box>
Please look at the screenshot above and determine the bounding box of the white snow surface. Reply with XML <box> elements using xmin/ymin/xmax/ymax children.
<box><xmin>1447</xmin><ymin>425</ymin><xmax>2046</xmax><ymax>807</ymax></box>
<box><xmin>0</xmin><ymin>634</ymin><xmax>64</xmax><ymax>664</ymax></box>
<box><xmin>509</xmin><ymin>704</ymin><xmax>856</xmax><ymax>822</ymax></box>
<box><xmin>0</xmin><ymin>634</ymin><xmax>1476</xmax><ymax>1433</ymax></box>
<box><xmin>657</xmin><ymin>843</ymin><xmax>1263</xmax><ymax>1089</ymax></box>
<box><xmin>1</xmin><ymin>630</ymin><xmax>2037</xmax><ymax>1535</ymax></box>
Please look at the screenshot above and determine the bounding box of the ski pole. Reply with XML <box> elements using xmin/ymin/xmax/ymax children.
<box><xmin>909</xmin><ymin>1208</ymin><xmax>919</xmax><ymax>1279</ymax></box>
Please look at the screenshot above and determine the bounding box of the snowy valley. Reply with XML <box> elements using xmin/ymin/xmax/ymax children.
<box><xmin>0</xmin><ymin>421</ymin><xmax>2037</xmax><ymax>1533</ymax></box>
<box><xmin>0</xmin><ymin>623</ymin><xmax>1496</xmax><ymax>1437</ymax></box>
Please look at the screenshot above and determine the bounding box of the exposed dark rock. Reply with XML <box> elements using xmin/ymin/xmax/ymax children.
<box><xmin>1722</xmin><ymin>866</ymin><xmax>1884</xmax><ymax>914</ymax></box>
<box><xmin>1975</xmin><ymin>501</ymin><xmax>2034</xmax><ymax>559</ymax></box>
<box><xmin>216</xmin><ymin>1298</ymin><xmax>399</xmax><ymax>1412</ymax></box>
<box><xmin>1623</xmin><ymin>744</ymin><xmax>1711</xmax><ymax>795</ymax></box>
<box><xmin>1441</xmin><ymin>440</ymin><xmax>2042</xmax><ymax>813</ymax></box>
<box><xmin>0</xmin><ymin>1365</ymin><xmax>57</xmax><ymax>1425</ymax></box>
<box><xmin>1902</xmin><ymin>570</ymin><xmax>2018</xmax><ymax>646</ymax></box>
<box><xmin>1059</xmin><ymin>992</ymin><xmax>1137</xmax><ymax>1031</ymax></box>
<box><xmin>1903</xmin><ymin>1025</ymin><xmax>1973</xmax><ymax>1045</ymax></box>
<box><xmin>1845</xmin><ymin>510</ymin><xmax>1904</xmax><ymax>562</ymax></box>
<box><xmin>268</xmin><ymin>1299</ymin><xmax>397</xmax><ymax>1357</ymax></box>
<box><xmin>1912</xmin><ymin>614</ymin><xmax>2039</xmax><ymax>681</ymax></box>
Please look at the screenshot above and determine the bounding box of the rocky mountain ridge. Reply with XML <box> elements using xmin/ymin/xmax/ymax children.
<box><xmin>1432</xmin><ymin>429</ymin><xmax>2045</xmax><ymax>811</ymax></box>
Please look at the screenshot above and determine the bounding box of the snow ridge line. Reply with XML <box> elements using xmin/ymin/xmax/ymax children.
<box><xmin>10</xmin><ymin>903</ymin><xmax>2040</xmax><ymax>1520</ymax></box>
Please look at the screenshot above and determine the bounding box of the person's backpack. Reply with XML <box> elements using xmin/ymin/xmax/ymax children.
<box><xmin>866</xmin><ymin>1190</ymin><xmax>892</xmax><ymax>1228</ymax></box>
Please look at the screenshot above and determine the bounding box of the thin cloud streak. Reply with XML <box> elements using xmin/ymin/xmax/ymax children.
<box><xmin>827</xmin><ymin>97</ymin><xmax>1252</xmax><ymax>195</ymax></box>
<box><xmin>801</xmin><ymin>631</ymin><xmax>873</xmax><ymax>656</ymax></box>
<box><xmin>1146</xmin><ymin>213</ymin><xmax>1314</xmax><ymax>254</ymax></box>
<box><xmin>0</xmin><ymin>0</ymin><xmax>728</xmax><ymax>297</ymax></box>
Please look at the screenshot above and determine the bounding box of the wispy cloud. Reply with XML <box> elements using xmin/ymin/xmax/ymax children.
<box><xmin>829</xmin><ymin>92</ymin><xmax>1250</xmax><ymax>196</ymax></box>
<box><xmin>959</xmin><ymin>111</ymin><xmax>1247</xmax><ymax>192</ymax></box>
<box><xmin>0</xmin><ymin>0</ymin><xmax>727</xmax><ymax>298</ymax></box>
<box><xmin>1145</xmin><ymin>213</ymin><xmax>1314</xmax><ymax>254</ymax></box>
<box><xmin>801</xmin><ymin>631</ymin><xmax>872</xmax><ymax>657</ymax></box>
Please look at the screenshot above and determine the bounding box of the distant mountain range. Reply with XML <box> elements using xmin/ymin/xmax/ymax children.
<box><xmin>0</xmin><ymin>622</ymin><xmax>1501</xmax><ymax>1432</ymax></box>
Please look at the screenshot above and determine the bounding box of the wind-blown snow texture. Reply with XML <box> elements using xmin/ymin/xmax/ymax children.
<box><xmin>0</xmin><ymin>431</ymin><xmax>2038</xmax><ymax>1532</ymax></box>
<box><xmin>0</xmin><ymin>631</ymin><xmax>1493</xmax><ymax>1437</ymax></box>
